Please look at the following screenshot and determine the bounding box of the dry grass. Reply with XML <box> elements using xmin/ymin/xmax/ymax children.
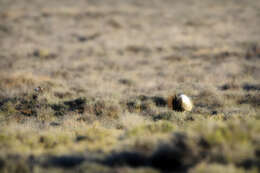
<box><xmin>0</xmin><ymin>0</ymin><xmax>260</xmax><ymax>172</ymax></box>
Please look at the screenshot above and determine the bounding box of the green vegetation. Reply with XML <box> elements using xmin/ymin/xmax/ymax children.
<box><xmin>0</xmin><ymin>0</ymin><xmax>260</xmax><ymax>172</ymax></box>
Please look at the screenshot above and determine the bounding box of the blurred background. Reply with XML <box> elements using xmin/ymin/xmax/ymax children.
<box><xmin>0</xmin><ymin>0</ymin><xmax>259</xmax><ymax>173</ymax></box>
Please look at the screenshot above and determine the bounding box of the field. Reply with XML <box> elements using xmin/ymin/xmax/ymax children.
<box><xmin>0</xmin><ymin>0</ymin><xmax>260</xmax><ymax>172</ymax></box>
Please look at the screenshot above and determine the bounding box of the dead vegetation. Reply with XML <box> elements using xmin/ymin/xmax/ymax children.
<box><xmin>0</xmin><ymin>0</ymin><xmax>260</xmax><ymax>172</ymax></box>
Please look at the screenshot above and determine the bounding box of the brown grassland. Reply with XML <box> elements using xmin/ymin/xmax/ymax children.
<box><xmin>0</xmin><ymin>0</ymin><xmax>260</xmax><ymax>172</ymax></box>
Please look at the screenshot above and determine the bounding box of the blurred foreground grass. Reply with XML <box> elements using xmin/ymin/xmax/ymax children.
<box><xmin>0</xmin><ymin>88</ymin><xmax>259</xmax><ymax>173</ymax></box>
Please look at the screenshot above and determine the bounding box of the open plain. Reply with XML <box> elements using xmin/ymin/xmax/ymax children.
<box><xmin>0</xmin><ymin>0</ymin><xmax>260</xmax><ymax>172</ymax></box>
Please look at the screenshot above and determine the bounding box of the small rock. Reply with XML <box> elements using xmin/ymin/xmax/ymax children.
<box><xmin>211</xmin><ymin>110</ymin><xmax>218</xmax><ymax>115</ymax></box>
<box><xmin>76</xmin><ymin>135</ymin><xmax>87</xmax><ymax>142</ymax></box>
<box><xmin>34</xmin><ymin>86</ymin><xmax>44</xmax><ymax>93</ymax></box>
<box><xmin>50</xmin><ymin>122</ymin><xmax>60</xmax><ymax>126</ymax></box>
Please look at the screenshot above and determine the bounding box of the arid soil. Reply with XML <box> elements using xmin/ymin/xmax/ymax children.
<box><xmin>0</xmin><ymin>0</ymin><xmax>260</xmax><ymax>173</ymax></box>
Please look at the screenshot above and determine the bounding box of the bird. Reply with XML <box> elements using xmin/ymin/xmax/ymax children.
<box><xmin>168</xmin><ymin>94</ymin><xmax>193</xmax><ymax>112</ymax></box>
